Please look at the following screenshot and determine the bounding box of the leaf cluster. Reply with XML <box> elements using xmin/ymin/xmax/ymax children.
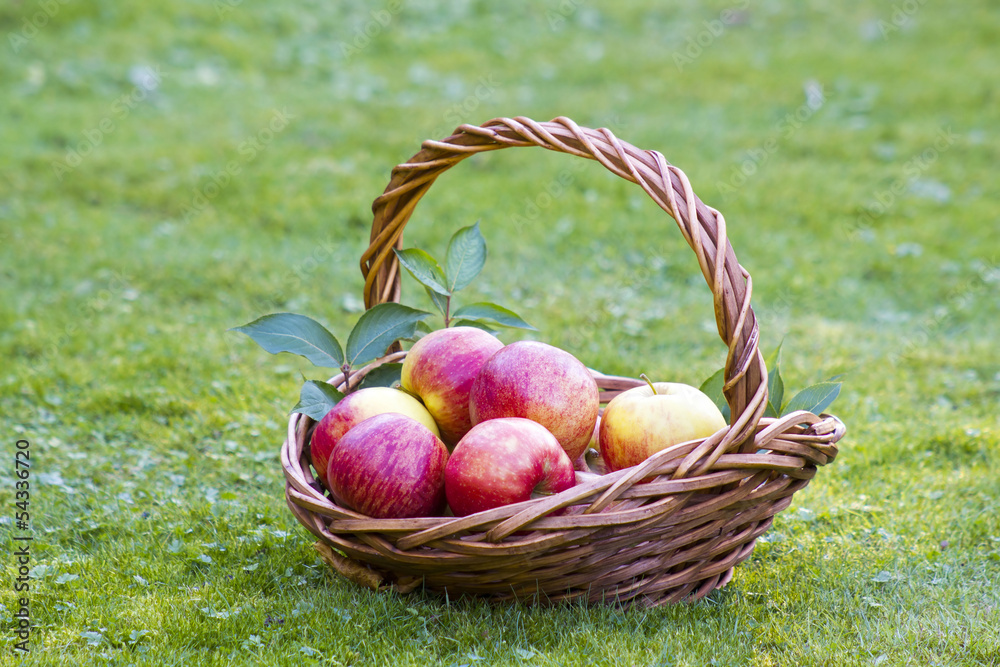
<box><xmin>699</xmin><ymin>341</ymin><xmax>843</xmax><ymax>424</ymax></box>
<box><xmin>229</xmin><ymin>222</ymin><xmax>534</xmax><ymax>421</ymax></box>
<box><xmin>393</xmin><ymin>221</ymin><xmax>535</xmax><ymax>332</ymax></box>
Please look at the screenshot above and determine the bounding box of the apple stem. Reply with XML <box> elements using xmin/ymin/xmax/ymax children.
<box><xmin>444</xmin><ymin>295</ymin><xmax>452</xmax><ymax>327</ymax></box>
<box><xmin>640</xmin><ymin>373</ymin><xmax>657</xmax><ymax>395</ymax></box>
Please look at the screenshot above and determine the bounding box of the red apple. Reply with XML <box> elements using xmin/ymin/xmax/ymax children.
<box><xmin>326</xmin><ymin>413</ymin><xmax>449</xmax><ymax>519</ymax></box>
<box><xmin>444</xmin><ymin>418</ymin><xmax>576</xmax><ymax>516</ymax></box>
<box><xmin>401</xmin><ymin>326</ymin><xmax>504</xmax><ymax>447</ymax></box>
<box><xmin>599</xmin><ymin>379</ymin><xmax>727</xmax><ymax>473</ymax></box>
<box><xmin>469</xmin><ymin>341</ymin><xmax>600</xmax><ymax>461</ymax></box>
<box><xmin>309</xmin><ymin>386</ymin><xmax>440</xmax><ymax>489</ymax></box>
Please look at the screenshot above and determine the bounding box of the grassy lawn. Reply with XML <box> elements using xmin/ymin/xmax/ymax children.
<box><xmin>2</xmin><ymin>0</ymin><xmax>999</xmax><ymax>665</ymax></box>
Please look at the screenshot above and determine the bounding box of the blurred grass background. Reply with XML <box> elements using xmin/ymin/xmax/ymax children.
<box><xmin>1</xmin><ymin>1</ymin><xmax>998</xmax><ymax>665</ymax></box>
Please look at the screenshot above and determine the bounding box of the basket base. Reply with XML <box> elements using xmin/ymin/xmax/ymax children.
<box><xmin>313</xmin><ymin>540</ymin><xmax>746</xmax><ymax>607</ymax></box>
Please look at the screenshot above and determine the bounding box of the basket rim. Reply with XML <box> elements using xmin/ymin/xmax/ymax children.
<box><xmin>283</xmin><ymin>389</ymin><xmax>845</xmax><ymax>536</ymax></box>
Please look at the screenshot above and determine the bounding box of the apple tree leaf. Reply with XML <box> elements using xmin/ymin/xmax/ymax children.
<box><xmin>357</xmin><ymin>363</ymin><xmax>403</xmax><ymax>390</ymax></box>
<box><xmin>451</xmin><ymin>302</ymin><xmax>536</xmax><ymax>330</ymax></box>
<box><xmin>445</xmin><ymin>221</ymin><xmax>486</xmax><ymax>292</ymax></box>
<box><xmin>698</xmin><ymin>368</ymin><xmax>731</xmax><ymax>424</ymax></box>
<box><xmin>345</xmin><ymin>303</ymin><xmax>432</xmax><ymax>367</ymax></box>
<box><xmin>781</xmin><ymin>382</ymin><xmax>842</xmax><ymax>417</ymax></box>
<box><xmin>291</xmin><ymin>380</ymin><xmax>344</xmax><ymax>421</ymax></box>
<box><xmin>230</xmin><ymin>313</ymin><xmax>344</xmax><ymax>368</ymax></box>
<box><xmin>393</xmin><ymin>248</ymin><xmax>450</xmax><ymax>296</ymax></box>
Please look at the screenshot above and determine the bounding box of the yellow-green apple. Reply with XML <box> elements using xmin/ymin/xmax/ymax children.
<box><xmin>469</xmin><ymin>341</ymin><xmax>599</xmax><ymax>461</ymax></box>
<box><xmin>573</xmin><ymin>415</ymin><xmax>603</xmax><ymax>473</ymax></box>
<box><xmin>326</xmin><ymin>413</ymin><xmax>449</xmax><ymax>518</ymax></box>
<box><xmin>599</xmin><ymin>378</ymin><xmax>727</xmax><ymax>472</ymax></box>
<box><xmin>401</xmin><ymin>326</ymin><xmax>504</xmax><ymax>447</ymax></box>
<box><xmin>444</xmin><ymin>418</ymin><xmax>576</xmax><ymax>516</ymax></box>
<box><xmin>310</xmin><ymin>386</ymin><xmax>440</xmax><ymax>489</ymax></box>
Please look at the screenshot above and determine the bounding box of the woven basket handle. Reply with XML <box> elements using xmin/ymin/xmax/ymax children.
<box><xmin>360</xmin><ymin>116</ymin><xmax>768</xmax><ymax>453</ymax></box>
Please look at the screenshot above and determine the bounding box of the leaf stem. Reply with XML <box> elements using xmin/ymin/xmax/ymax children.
<box><xmin>341</xmin><ymin>363</ymin><xmax>354</xmax><ymax>394</ymax></box>
<box><xmin>444</xmin><ymin>295</ymin><xmax>452</xmax><ymax>328</ymax></box>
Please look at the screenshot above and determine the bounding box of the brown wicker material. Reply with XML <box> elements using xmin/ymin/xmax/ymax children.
<box><xmin>280</xmin><ymin>116</ymin><xmax>845</xmax><ymax>606</ymax></box>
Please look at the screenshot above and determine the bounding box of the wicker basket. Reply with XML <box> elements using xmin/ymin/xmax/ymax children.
<box><xmin>280</xmin><ymin>116</ymin><xmax>845</xmax><ymax>606</ymax></box>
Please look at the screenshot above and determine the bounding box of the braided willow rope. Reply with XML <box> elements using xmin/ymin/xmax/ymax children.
<box><xmin>280</xmin><ymin>116</ymin><xmax>845</xmax><ymax>605</ymax></box>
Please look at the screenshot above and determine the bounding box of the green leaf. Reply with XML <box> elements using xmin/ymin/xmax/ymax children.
<box><xmin>448</xmin><ymin>319</ymin><xmax>498</xmax><ymax>334</ymax></box>
<box><xmin>424</xmin><ymin>285</ymin><xmax>450</xmax><ymax>317</ymax></box>
<box><xmin>451</xmin><ymin>302</ymin><xmax>537</xmax><ymax>330</ymax></box>
<box><xmin>230</xmin><ymin>313</ymin><xmax>344</xmax><ymax>368</ymax></box>
<box><xmin>345</xmin><ymin>303</ymin><xmax>432</xmax><ymax>367</ymax></box>
<box><xmin>357</xmin><ymin>363</ymin><xmax>403</xmax><ymax>390</ymax></box>
<box><xmin>781</xmin><ymin>382</ymin><xmax>842</xmax><ymax>417</ymax></box>
<box><xmin>765</xmin><ymin>341</ymin><xmax>784</xmax><ymax>416</ymax></box>
<box><xmin>444</xmin><ymin>221</ymin><xmax>487</xmax><ymax>292</ymax></box>
<box><xmin>291</xmin><ymin>380</ymin><xmax>344</xmax><ymax>421</ymax></box>
<box><xmin>698</xmin><ymin>368</ymin><xmax>731</xmax><ymax>424</ymax></box>
<box><xmin>393</xmin><ymin>248</ymin><xmax>450</xmax><ymax>296</ymax></box>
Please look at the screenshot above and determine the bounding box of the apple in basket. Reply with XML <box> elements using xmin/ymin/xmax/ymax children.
<box><xmin>401</xmin><ymin>326</ymin><xmax>504</xmax><ymax>447</ymax></box>
<box><xmin>326</xmin><ymin>413</ymin><xmax>449</xmax><ymax>519</ymax></box>
<box><xmin>309</xmin><ymin>386</ymin><xmax>440</xmax><ymax>489</ymax></box>
<box><xmin>469</xmin><ymin>340</ymin><xmax>600</xmax><ymax>462</ymax></box>
<box><xmin>599</xmin><ymin>376</ymin><xmax>727</xmax><ymax>473</ymax></box>
<box><xmin>444</xmin><ymin>418</ymin><xmax>576</xmax><ymax>516</ymax></box>
<box><xmin>573</xmin><ymin>415</ymin><xmax>606</xmax><ymax>474</ymax></box>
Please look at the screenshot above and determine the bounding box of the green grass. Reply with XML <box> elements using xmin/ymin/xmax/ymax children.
<box><xmin>2</xmin><ymin>0</ymin><xmax>999</xmax><ymax>664</ymax></box>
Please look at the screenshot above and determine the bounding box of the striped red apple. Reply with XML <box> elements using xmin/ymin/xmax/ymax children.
<box><xmin>326</xmin><ymin>413</ymin><xmax>449</xmax><ymax>519</ymax></box>
<box><xmin>444</xmin><ymin>418</ymin><xmax>576</xmax><ymax>516</ymax></box>
<box><xmin>401</xmin><ymin>326</ymin><xmax>504</xmax><ymax>447</ymax></box>
<box><xmin>309</xmin><ymin>386</ymin><xmax>440</xmax><ymax>489</ymax></box>
<box><xmin>469</xmin><ymin>340</ymin><xmax>600</xmax><ymax>462</ymax></box>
